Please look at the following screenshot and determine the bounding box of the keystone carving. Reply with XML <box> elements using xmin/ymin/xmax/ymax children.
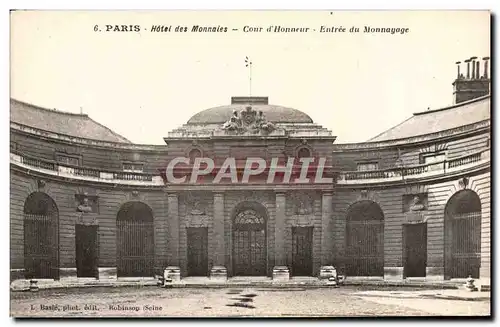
<box><xmin>458</xmin><ymin>177</ymin><xmax>470</xmax><ymax>190</ymax></box>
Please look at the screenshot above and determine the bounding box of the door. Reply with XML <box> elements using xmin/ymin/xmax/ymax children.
<box><xmin>403</xmin><ymin>223</ymin><xmax>427</xmax><ymax>278</ymax></box>
<box><xmin>76</xmin><ymin>224</ymin><xmax>98</xmax><ymax>278</ymax></box>
<box><xmin>233</xmin><ymin>229</ymin><xmax>267</xmax><ymax>276</ymax></box>
<box><xmin>187</xmin><ymin>228</ymin><xmax>209</xmax><ymax>276</ymax></box>
<box><xmin>232</xmin><ymin>208</ymin><xmax>267</xmax><ymax>276</ymax></box>
<box><xmin>292</xmin><ymin>227</ymin><xmax>313</xmax><ymax>276</ymax></box>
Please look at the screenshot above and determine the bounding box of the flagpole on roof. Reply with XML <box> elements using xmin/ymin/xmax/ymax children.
<box><xmin>245</xmin><ymin>56</ymin><xmax>253</xmax><ymax>97</ymax></box>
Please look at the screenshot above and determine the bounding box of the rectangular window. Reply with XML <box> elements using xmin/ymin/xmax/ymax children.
<box><xmin>123</xmin><ymin>162</ymin><xmax>144</xmax><ymax>173</ymax></box>
<box><xmin>356</xmin><ymin>161</ymin><xmax>379</xmax><ymax>171</ymax></box>
<box><xmin>56</xmin><ymin>154</ymin><xmax>80</xmax><ymax>166</ymax></box>
<box><xmin>420</xmin><ymin>152</ymin><xmax>446</xmax><ymax>165</ymax></box>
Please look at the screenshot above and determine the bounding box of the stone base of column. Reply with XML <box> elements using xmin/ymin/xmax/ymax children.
<box><xmin>384</xmin><ymin>267</ymin><xmax>403</xmax><ymax>280</ymax></box>
<box><xmin>210</xmin><ymin>266</ymin><xmax>227</xmax><ymax>282</ymax></box>
<box><xmin>319</xmin><ymin>265</ymin><xmax>337</xmax><ymax>280</ymax></box>
<box><xmin>272</xmin><ymin>266</ymin><xmax>290</xmax><ymax>281</ymax></box>
<box><xmin>98</xmin><ymin>267</ymin><xmax>117</xmax><ymax>280</ymax></box>
<box><xmin>164</xmin><ymin>266</ymin><xmax>181</xmax><ymax>284</ymax></box>
<box><xmin>425</xmin><ymin>267</ymin><xmax>444</xmax><ymax>281</ymax></box>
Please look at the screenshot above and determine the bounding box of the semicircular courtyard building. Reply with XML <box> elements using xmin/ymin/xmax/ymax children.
<box><xmin>10</xmin><ymin>59</ymin><xmax>491</xmax><ymax>289</ymax></box>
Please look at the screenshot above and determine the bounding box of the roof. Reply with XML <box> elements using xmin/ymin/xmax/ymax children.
<box><xmin>369</xmin><ymin>96</ymin><xmax>491</xmax><ymax>142</ymax></box>
<box><xmin>187</xmin><ymin>104</ymin><xmax>314</xmax><ymax>125</ymax></box>
<box><xmin>10</xmin><ymin>99</ymin><xmax>131</xmax><ymax>143</ymax></box>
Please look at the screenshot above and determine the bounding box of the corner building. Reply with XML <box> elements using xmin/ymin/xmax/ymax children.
<box><xmin>10</xmin><ymin>58</ymin><xmax>491</xmax><ymax>289</ymax></box>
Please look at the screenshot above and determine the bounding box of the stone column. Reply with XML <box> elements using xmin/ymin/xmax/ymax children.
<box><xmin>165</xmin><ymin>193</ymin><xmax>181</xmax><ymax>281</ymax></box>
<box><xmin>273</xmin><ymin>191</ymin><xmax>289</xmax><ymax>281</ymax></box>
<box><xmin>321</xmin><ymin>191</ymin><xmax>334</xmax><ymax>266</ymax></box>
<box><xmin>210</xmin><ymin>192</ymin><xmax>227</xmax><ymax>280</ymax></box>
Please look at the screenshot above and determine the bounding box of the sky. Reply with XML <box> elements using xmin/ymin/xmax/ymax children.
<box><xmin>10</xmin><ymin>10</ymin><xmax>490</xmax><ymax>145</ymax></box>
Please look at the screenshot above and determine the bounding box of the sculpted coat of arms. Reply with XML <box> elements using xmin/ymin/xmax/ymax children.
<box><xmin>222</xmin><ymin>106</ymin><xmax>275</xmax><ymax>134</ymax></box>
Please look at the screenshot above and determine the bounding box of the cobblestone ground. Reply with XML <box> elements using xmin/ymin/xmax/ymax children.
<box><xmin>10</xmin><ymin>286</ymin><xmax>490</xmax><ymax>317</ymax></box>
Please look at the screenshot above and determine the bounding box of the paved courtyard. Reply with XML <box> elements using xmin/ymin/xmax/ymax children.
<box><xmin>10</xmin><ymin>286</ymin><xmax>490</xmax><ymax>317</ymax></box>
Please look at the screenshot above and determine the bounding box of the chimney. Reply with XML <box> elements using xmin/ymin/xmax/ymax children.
<box><xmin>465</xmin><ymin>59</ymin><xmax>471</xmax><ymax>79</ymax></box>
<box><xmin>470</xmin><ymin>56</ymin><xmax>478</xmax><ymax>79</ymax></box>
<box><xmin>483</xmin><ymin>57</ymin><xmax>490</xmax><ymax>79</ymax></box>
<box><xmin>453</xmin><ymin>55</ymin><xmax>491</xmax><ymax>104</ymax></box>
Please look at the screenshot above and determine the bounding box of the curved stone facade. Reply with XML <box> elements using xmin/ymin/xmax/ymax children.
<box><xmin>10</xmin><ymin>82</ymin><xmax>491</xmax><ymax>289</ymax></box>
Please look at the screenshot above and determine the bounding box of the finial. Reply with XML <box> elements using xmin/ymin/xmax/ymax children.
<box><xmin>245</xmin><ymin>56</ymin><xmax>253</xmax><ymax>97</ymax></box>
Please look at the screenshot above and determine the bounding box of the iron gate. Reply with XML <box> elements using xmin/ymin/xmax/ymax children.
<box><xmin>292</xmin><ymin>227</ymin><xmax>313</xmax><ymax>276</ymax></box>
<box><xmin>24</xmin><ymin>214</ymin><xmax>59</xmax><ymax>279</ymax></box>
<box><xmin>451</xmin><ymin>212</ymin><xmax>481</xmax><ymax>278</ymax></box>
<box><xmin>116</xmin><ymin>221</ymin><xmax>154</xmax><ymax>277</ymax></box>
<box><xmin>187</xmin><ymin>227</ymin><xmax>209</xmax><ymax>276</ymax></box>
<box><xmin>233</xmin><ymin>209</ymin><xmax>267</xmax><ymax>276</ymax></box>
<box><xmin>345</xmin><ymin>220</ymin><xmax>384</xmax><ymax>276</ymax></box>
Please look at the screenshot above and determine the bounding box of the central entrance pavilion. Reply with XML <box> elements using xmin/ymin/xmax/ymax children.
<box><xmin>162</xmin><ymin>96</ymin><xmax>336</xmax><ymax>279</ymax></box>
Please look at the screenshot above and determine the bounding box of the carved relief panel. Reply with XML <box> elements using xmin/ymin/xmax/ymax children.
<box><xmin>75</xmin><ymin>193</ymin><xmax>99</xmax><ymax>225</ymax></box>
<box><xmin>75</xmin><ymin>193</ymin><xmax>99</xmax><ymax>214</ymax></box>
<box><xmin>287</xmin><ymin>192</ymin><xmax>315</xmax><ymax>226</ymax></box>
<box><xmin>402</xmin><ymin>193</ymin><xmax>428</xmax><ymax>224</ymax></box>
<box><xmin>185</xmin><ymin>194</ymin><xmax>210</xmax><ymax>227</ymax></box>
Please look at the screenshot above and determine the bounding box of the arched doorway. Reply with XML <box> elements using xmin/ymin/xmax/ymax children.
<box><xmin>345</xmin><ymin>200</ymin><xmax>384</xmax><ymax>276</ymax></box>
<box><xmin>232</xmin><ymin>202</ymin><xmax>267</xmax><ymax>276</ymax></box>
<box><xmin>24</xmin><ymin>192</ymin><xmax>59</xmax><ymax>279</ymax></box>
<box><xmin>116</xmin><ymin>202</ymin><xmax>155</xmax><ymax>277</ymax></box>
<box><xmin>445</xmin><ymin>190</ymin><xmax>481</xmax><ymax>279</ymax></box>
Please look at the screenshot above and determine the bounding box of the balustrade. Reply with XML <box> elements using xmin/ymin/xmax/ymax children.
<box><xmin>11</xmin><ymin>149</ymin><xmax>489</xmax><ymax>185</ymax></box>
